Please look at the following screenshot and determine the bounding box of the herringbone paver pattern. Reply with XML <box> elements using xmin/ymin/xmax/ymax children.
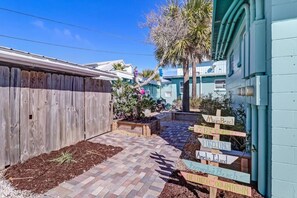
<box><xmin>45</xmin><ymin>121</ymin><xmax>192</xmax><ymax>198</ymax></box>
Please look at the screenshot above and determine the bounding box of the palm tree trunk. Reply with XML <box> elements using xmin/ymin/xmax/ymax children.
<box><xmin>182</xmin><ymin>61</ymin><xmax>190</xmax><ymax>112</ymax></box>
<box><xmin>192</xmin><ymin>60</ymin><xmax>197</xmax><ymax>99</ymax></box>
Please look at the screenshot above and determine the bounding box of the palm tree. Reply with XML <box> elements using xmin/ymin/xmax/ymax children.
<box><xmin>184</xmin><ymin>0</ymin><xmax>212</xmax><ymax>98</ymax></box>
<box><xmin>113</xmin><ymin>63</ymin><xmax>125</xmax><ymax>71</ymax></box>
<box><xmin>141</xmin><ymin>69</ymin><xmax>160</xmax><ymax>81</ymax></box>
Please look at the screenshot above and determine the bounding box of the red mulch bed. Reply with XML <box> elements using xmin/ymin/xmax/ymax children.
<box><xmin>159</xmin><ymin>133</ymin><xmax>264</xmax><ymax>198</ymax></box>
<box><xmin>4</xmin><ymin>141</ymin><xmax>123</xmax><ymax>194</ymax></box>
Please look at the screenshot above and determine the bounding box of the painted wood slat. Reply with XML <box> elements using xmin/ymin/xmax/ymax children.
<box><xmin>0</xmin><ymin>66</ymin><xmax>10</xmax><ymax>168</ymax></box>
<box><xmin>196</xmin><ymin>150</ymin><xmax>238</xmax><ymax>164</ymax></box>
<box><xmin>194</xmin><ymin>125</ymin><xmax>246</xmax><ymax>137</ymax></box>
<box><xmin>182</xmin><ymin>159</ymin><xmax>250</xmax><ymax>184</ymax></box>
<box><xmin>9</xmin><ymin>68</ymin><xmax>21</xmax><ymax>165</ymax></box>
<box><xmin>202</xmin><ymin>114</ymin><xmax>235</xmax><ymax>126</ymax></box>
<box><xmin>20</xmin><ymin>70</ymin><xmax>30</xmax><ymax>162</ymax></box>
<box><xmin>198</xmin><ymin>138</ymin><xmax>231</xmax><ymax>151</ymax></box>
<box><xmin>181</xmin><ymin>171</ymin><xmax>252</xmax><ymax>196</ymax></box>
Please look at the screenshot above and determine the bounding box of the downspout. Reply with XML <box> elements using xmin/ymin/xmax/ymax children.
<box><xmin>215</xmin><ymin>0</ymin><xmax>239</xmax><ymax>60</ymax></box>
<box><xmin>258</xmin><ymin>105</ymin><xmax>267</xmax><ymax>195</ymax></box>
<box><xmin>246</xmin><ymin>104</ymin><xmax>251</xmax><ymax>152</ymax></box>
<box><xmin>250</xmin><ymin>0</ymin><xmax>255</xmax><ymax>22</ymax></box>
<box><xmin>255</xmin><ymin>0</ymin><xmax>264</xmax><ymax>20</ymax></box>
<box><xmin>218</xmin><ymin>0</ymin><xmax>244</xmax><ymax>59</ymax></box>
<box><xmin>199</xmin><ymin>74</ymin><xmax>202</xmax><ymax>97</ymax></box>
<box><xmin>221</xmin><ymin>4</ymin><xmax>250</xmax><ymax>59</ymax></box>
<box><xmin>251</xmin><ymin>105</ymin><xmax>258</xmax><ymax>182</ymax></box>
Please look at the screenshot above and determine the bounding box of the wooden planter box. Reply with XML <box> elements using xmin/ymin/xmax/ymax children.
<box><xmin>112</xmin><ymin>119</ymin><xmax>161</xmax><ymax>136</ymax></box>
<box><xmin>172</xmin><ymin>111</ymin><xmax>201</xmax><ymax>122</ymax></box>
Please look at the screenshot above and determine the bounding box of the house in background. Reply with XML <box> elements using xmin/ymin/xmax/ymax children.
<box><xmin>212</xmin><ymin>0</ymin><xmax>297</xmax><ymax>197</ymax></box>
<box><xmin>144</xmin><ymin>61</ymin><xmax>227</xmax><ymax>104</ymax></box>
<box><xmin>85</xmin><ymin>60</ymin><xmax>133</xmax><ymax>81</ymax></box>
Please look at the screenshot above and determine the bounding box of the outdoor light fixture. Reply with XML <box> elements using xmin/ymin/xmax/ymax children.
<box><xmin>245</xmin><ymin>86</ymin><xmax>254</xmax><ymax>96</ymax></box>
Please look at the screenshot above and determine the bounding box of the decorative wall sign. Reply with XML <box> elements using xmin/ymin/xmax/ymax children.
<box><xmin>181</xmin><ymin>171</ymin><xmax>252</xmax><ymax>196</ymax></box>
<box><xmin>202</xmin><ymin>114</ymin><xmax>235</xmax><ymax>126</ymax></box>
<box><xmin>194</xmin><ymin>125</ymin><xmax>246</xmax><ymax>137</ymax></box>
<box><xmin>196</xmin><ymin>150</ymin><xmax>238</xmax><ymax>164</ymax></box>
<box><xmin>182</xmin><ymin>159</ymin><xmax>250</xmax><ymax>184</ymax></box>
<box><xmin>198</xmin><ymin>138</ymin><xmax>231</xmax><ymax>151</ymax></box>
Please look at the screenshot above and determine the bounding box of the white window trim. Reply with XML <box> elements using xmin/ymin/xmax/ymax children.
<box><xmin>214</xmin><ymin>79</ymin><xmax>226</xmax><ymax>91</ymax></box>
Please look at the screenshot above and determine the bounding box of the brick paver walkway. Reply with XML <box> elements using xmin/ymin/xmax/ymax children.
<box><xmin>46</xmin><ymin>121</ymin><xmax>192</xmax><ymax>198</ymax></box>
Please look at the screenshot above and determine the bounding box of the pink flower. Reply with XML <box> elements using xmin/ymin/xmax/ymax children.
<box><xmin>140</xmin><ymin>89</ymin><xmax>145</xmax><ymax>95</ymax></box>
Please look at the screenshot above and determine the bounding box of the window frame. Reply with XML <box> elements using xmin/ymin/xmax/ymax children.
<box><xmin>214</xmin><ymin>79</ymin><xmax>226</xmax><ymax>91</ymax></box>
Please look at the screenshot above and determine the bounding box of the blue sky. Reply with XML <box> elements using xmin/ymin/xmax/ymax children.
<box><xmin>0</xmin><ymin>0</ymin><xmax>168</xmax><ymax>71</ymax></box>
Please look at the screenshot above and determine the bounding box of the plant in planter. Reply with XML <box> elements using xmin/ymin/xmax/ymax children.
<box><xmin>112</xmin><ymin>79</ymin><xmax>156</xmax><ymax>120</ymax></box>
<box><xmin>112</xmin><ymin>79</ymin><xmax>160</xmax><ymax>136</ymax></box>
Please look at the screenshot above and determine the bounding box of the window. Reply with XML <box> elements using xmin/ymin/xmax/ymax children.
<box><xmin>238</xmin><ymin>33</ymin><xmax>246</xmax><ymax>68</ymax></box>
<box><xmin>165</xmin><ymin>91</ymin><xmax>172</xmax><ymax>98</ymax></box>
<box><xmin>179</xmin><ymin>81</ymin><xmax>183</xmax><ymax>93</ymax></box>
<box><xmin>228</xmin><ymin>52</ymin><xmax>234</xmax><ymax>76</ymax></box>
<box><xmin>214</xmin><ymin>79</ymin><xmax>226</xmax><ymax>91</ymax></box>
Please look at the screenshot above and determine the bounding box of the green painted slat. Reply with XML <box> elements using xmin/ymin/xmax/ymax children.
<box><xmin>182</xmin><ymin>159</ymin><xmax>250</xmax><ymax>184</ymax></box>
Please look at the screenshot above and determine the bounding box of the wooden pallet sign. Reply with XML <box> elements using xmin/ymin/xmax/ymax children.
<box><xmin>194</xmin><ymin>125</ymin><xmax>246</xmax><ymax>137</ymax></box>
<box><xmin>181</xmin><ymin>171</ymin><xmax>252</xmax><ymax>197</ymax></box>
<box><xmin>182</xmin><ymin>159</ymin><xmax>250</xmax><ymax>184</ymax></box>
<box><xmin>198</xmin><ymin>138</ymin><xmax>231</xmax><ymax>151</ymax></box>
<box><xmin>202</xmin><ymin>114</ymin><xmax>235</xmax><ymax>126</ymax></box>
<box><xmin>196</xmin><ymin>150</ymin><xmax>238</xmax><ymax>165</ymax></box>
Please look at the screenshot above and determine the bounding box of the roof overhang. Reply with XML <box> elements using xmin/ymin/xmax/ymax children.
<box><xmin>0</xmin><ymin>47</ymin><xmax>117</xmax><ymax>78</ymax></box>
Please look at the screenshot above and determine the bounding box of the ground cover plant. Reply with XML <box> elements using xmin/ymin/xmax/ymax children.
<box><xmin>4</xmin><ymin>141</ymin><xmax>123</xmax><ymax>194</ymax></box>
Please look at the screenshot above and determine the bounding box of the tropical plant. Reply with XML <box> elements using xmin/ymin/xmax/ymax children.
<box><xmin>184</xmin><ymin>0</ymin><xmax>212</xmax><ymax>98</ymax></box>
<box><xmin>141</xmin><ymin>0</ymin><xmax>212</xmax><ymax>111</ymax></box>
<box><xmin>113</xmin><ymin>63</ymin><xmax>125</xmax><ymax>71</ymax></box>
<box><xmin>50</xmin><ymin>152</ymin><xmax>77</xmax><ymax>165</ymax></box>
<box><xmin>112</xmin><ymin>79</ymin><xmax>156</xmax><ymax>120</ymax></box>
<box><xmin>141</xmin><ymin>69</ymin><xmax>160</xmax><ymax>81</ymax></box>
<box><xmin>190</xmin><ymin>97</ymin><xmax>202</xmax><ymax>109</ymax></box>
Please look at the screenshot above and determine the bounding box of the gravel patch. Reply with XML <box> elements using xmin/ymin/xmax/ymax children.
<box><xmin>0</xmin><ymin>170</ymin><xmax>42</xmax><ymax>198</ymax></box>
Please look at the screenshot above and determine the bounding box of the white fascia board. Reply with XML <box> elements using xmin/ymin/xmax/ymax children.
<box><xmin>0</xmin><ymin>50</ymin><xmax>117</xmax><ymax>78</ymax></box>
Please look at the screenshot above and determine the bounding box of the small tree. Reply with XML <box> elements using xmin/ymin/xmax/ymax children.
<box><xmin>113</xmin><ymin>63</ymin><xmax>125</xmax><ymax>71</ymax></box>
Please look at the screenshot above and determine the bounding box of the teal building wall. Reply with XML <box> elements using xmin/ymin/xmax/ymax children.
<box><xmin>144</xmin><ymin>75</ymin><xmax>226</xmax><ymax>105</ymax></box>
<box><xmin>212</xmin><ymin>0</ymin><xmax>297</xmax><ymax>197</ymax></box>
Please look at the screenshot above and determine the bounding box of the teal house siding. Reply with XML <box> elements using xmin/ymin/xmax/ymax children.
<box><xmin>270</xmin><ymin>2</ymin><xmax>297</xmax><ymax>197</ymax></box>
<box><xmin>212</xmin><ymin>0</ymin><xmax>297</xmax><ymax>197</ymax></box>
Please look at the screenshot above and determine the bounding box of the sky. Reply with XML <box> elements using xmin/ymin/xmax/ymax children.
<box><xmin>0</xmin><ymin>0</ymin><xmax>168</xmax><ymax>71</ymax></box>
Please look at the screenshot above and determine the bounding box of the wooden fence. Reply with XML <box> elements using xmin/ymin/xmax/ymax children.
<box><xmin>0</xmin><ymin>66</ymin><xmax>112</xmax><ymax>169</ymax></box>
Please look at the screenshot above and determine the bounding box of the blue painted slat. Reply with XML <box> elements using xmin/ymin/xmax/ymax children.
<box><xmin>182</xmin><ymin>159</ymin><xmax>250</xmax><ymax>184</ymax></box>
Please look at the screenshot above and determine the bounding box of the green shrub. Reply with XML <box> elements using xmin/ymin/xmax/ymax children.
<box><xmin>112</xmin><ymin>79</ymin><xmax>156</xmax><ymax>120</ymax></box>
<box><xmin>190</xmin><ymin>97</ymin><xmax>202</xmax><ymax>109</ymax></box>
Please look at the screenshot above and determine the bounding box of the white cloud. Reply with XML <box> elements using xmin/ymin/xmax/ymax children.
<box><xmin>32</xmin><ymin>20</ymin><xmax>46</xmax><ymax>29</ymax></box>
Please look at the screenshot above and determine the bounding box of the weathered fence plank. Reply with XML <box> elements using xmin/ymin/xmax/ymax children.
<box><xmin>64</xmin><ymin>75</ymin><xmax>73</xmax><ymax>146</ymax></box>
<box><xmin>59</xmin><ymin>75</ymin><xmax>66</xmax><ymax>148</ymax></box>
<box><xmin>0</xmin><ymin>66</ymin><xmax>10</xmax><ymax>168</ymax></box>
<box><xmin>45</xmin><ymin>73</ymin><xmax>52</xmax><ymax>152</ymax></box>
<box><xmin>73</xmin><ymin>77</ymin><xmax>84</xmax><ymax>142</ymax></box>
<box><xmin>9</xmin><ymin>68</ymin><xmax>21</xmax><ymax>165</ymax></box>
<box><xmin>50</xmin><ymin>74</ymin><xmax>61</xmax><ymax>150</ymax></box>
<box><xmin>20</xmin><ymin>70</ymin><xmax>30</xmax><ymax>162</ymax></box>
<box><xmin>37</xmin><ymin>72</ymin><xmax>47</xmax><ymax>155</ymax></box>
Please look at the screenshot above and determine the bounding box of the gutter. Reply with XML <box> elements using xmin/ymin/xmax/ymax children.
<box><xmin>0</xmin><ymin>49</ymin><xmax>117</xmax><ymax>78</ymax></box>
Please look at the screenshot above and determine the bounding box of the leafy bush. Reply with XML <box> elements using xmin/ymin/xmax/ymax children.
<box><xmin>190</xmin><ymin>97</ymin><xmax>202</xmax><ymax>109</ymax></box>
<box><xmin>112</xmin><ymin>79</ymin><xmax>156</xmax><ymax>120</ymax></box>
<box><xmin>172</xmin><ymin>99</ymin><xmax>182</xmax><ymax>110</ymax></box>
<box><xmin>199</xmin><ymin>94</ymin><xmax>247</xmax><ymax>151</ymax></box>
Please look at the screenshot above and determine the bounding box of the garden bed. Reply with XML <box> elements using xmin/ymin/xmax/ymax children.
<box><xmin>159</xmin><ymin>133</ymin><xmax>262</xmax><ymax>198</ymax></box>
<box><xmin>4</xmin><ymin>141</ymin><xmax>123</xmax><ymax>194</ymax></box>
<box><xmin>172</xmin><ymin>111</ymin><xmax>202</xmax><ymax>122</ymax></box>
<box><xmin>112</xmin><ymin>118</ymin><xmax>161</xmax><ymax>136</ymax></box>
